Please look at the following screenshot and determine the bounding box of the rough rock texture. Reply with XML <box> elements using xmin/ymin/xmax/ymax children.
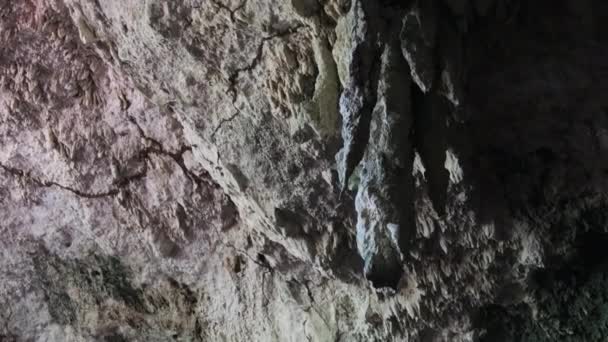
<box><xmin>3</xmin><ymin>0</ymin><xmax>608</xmax><ymax>341</ymax></box>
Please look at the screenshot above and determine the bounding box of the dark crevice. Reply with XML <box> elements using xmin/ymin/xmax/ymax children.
<box><xmin>477</xmin><ymin>228</ymin><xmax>608</xmax><ymax>342</ymax></box>
<box><xmin>411</xmin><ymin>85</ymin><xmax>449</xmax><ymax>216</ymax></box>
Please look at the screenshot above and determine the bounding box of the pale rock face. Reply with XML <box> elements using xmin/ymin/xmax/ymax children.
<box><xmin>2</xmin><ymin>0</ymin><xmax>608</xmax><ymax>341</ymax></box>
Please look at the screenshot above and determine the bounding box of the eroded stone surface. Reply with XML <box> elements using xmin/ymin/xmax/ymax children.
<box><xmin>3</xmin><ymin>0</ymin><xmax>608</xmax><ymax>341</ymax></box>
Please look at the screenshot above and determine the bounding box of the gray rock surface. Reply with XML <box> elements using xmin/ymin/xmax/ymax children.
<box><xmin>2</xmin><ymin>0</ymin><xmax>608</xmax><ymax>341</ymax></box>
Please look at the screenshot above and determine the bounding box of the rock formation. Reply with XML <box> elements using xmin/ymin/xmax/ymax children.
<box><xmin>2</xmin><ymin>0</ymin><xmax>608</xmax><ymax>341</ymax></box>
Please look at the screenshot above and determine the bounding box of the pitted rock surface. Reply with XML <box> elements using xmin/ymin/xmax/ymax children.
<box><xmin>3</xmin><ymin>0</ymin><xmax>608</xmax><ymax>341</ymax></box>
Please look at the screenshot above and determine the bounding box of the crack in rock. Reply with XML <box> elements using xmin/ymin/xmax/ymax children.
<box><xmin>128</xmin><ymin>116</ymin><xmax>216</xmax><ymax>188</ymax></box>
<box><xmin>0</xmin><ymin>162</ymin><xmax>123</xmax><ymax>199</ymax></box>
<box><xmin>227</xmin><ymin>24</ymin><xmax>308</xmax><ymax>103</ymax></box>
<box><xmin>209</xmin><ymin>0</ymin><xmax>247</xmax><ymax>22</ymax></box>
<box><xmin>0</xmin><ymin>122</ymin><xmax>211</xmax><ymax>201</ymax></box>
<box><xmin>210</xmin><ymin>109</ymin><xmax>240</xmax><ymax>140</ymax></box>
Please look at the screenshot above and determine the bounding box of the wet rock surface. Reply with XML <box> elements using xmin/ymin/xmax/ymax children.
<box><xmin>2</xmin><ymin>0</ymin><xmax>608</xmax><ymax>341</ymax></box>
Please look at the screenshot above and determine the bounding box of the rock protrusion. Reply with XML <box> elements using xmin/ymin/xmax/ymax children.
<box><xmin>355</xmin><ymin>38</ymin><xmax>415</xmax><ymax>289</ymax></box>
<box><xmin>400</xmin><ymin>0</ymin><xmax>438</xmax><ymax>93</ymax></box>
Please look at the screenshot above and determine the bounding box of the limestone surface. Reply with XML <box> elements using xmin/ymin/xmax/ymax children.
<box><xmin>2</xmin><ymin>0</ymin><xmax>608</xmax><ymax>341</ymax></box>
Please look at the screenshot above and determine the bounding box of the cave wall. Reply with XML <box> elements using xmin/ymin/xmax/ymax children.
<box><xmin>2</xmin><ymin>0</ymin><xmax>608</xmax><ymax>341</ymax></box>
